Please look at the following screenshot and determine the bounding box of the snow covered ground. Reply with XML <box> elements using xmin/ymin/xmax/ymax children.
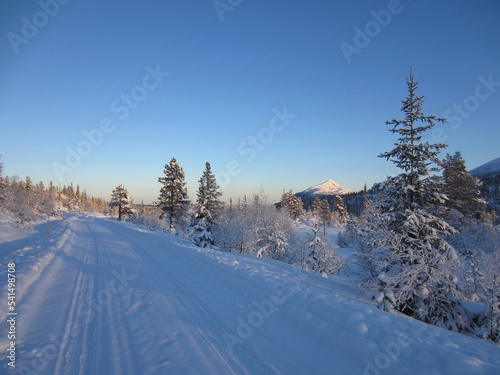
<box><xmin>1</xmin><ymin>213</ymin><xmax>499</xmax><ymax>374</ymax></box>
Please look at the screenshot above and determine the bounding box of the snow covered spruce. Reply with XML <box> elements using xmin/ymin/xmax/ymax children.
<box><xmin>157</xmin><ymin>157</ymin><xmax>189</xmax><ymax>234</ymax></box>
<box><xmin>188</xmin><ymin>162</ymin><xmax>224</xmax><ymax>248</ymax></box>
<box><xmin>350</xmin><ymin>69</ymin><xmax>500</xmax><ymax>341</ymax></box>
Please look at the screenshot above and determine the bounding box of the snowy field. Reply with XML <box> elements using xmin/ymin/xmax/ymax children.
<box><xmin>1</xmin><ymin>213</ymin><xmax>500</xmax><ymax>374</ymax></box>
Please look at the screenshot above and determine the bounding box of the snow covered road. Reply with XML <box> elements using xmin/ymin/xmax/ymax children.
<box><xmin>1</xmin><ymin>214</ymin><xmax>500</xmax><ymax>374</ymax></box>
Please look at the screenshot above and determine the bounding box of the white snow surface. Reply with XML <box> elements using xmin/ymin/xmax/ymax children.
<box><xmin>1</xmin><ymin>213</ymin><xmax>499</xmax><ymax>375</ymax></box>
<box><xmin>300</xmin><ymin>179</ymin><xmax>353</xmax><ymax>196</ymax></box>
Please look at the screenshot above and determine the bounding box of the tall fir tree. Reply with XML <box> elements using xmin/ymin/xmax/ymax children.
<box><xmin>158</xmin><ymin>157</ymin><xmax>188</xmax><ymax>232</ymax></box>
<box><xmin>109</xmin><ymin>185</ymin><xmax>134</xmax><ymax>221</ymax></box>
<box><xmin>374</xmin><ymin>69</ymin><xmax>468</xmax><ymax>332</ymax></box>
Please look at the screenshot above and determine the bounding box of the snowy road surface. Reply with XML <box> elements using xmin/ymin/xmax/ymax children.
<box><xmin>1</xmin><ymin>214</ymin><xmax>500</xmax><ymax>374</ymax></box>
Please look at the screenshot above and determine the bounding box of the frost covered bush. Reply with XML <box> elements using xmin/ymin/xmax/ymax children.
<box><xmin>214</xmin><ymin>192</ymin><xmax>295</xmax><ymax>260</ymax></box>
<box><xmin>302</xmin><ymin>223</ymin><xmax>345</xmax><ymax>275</ymax></box>
<box><xmin>132</xmin><ymin>209</ymin><xmax>167</xmax><ymax>231</ymax></box>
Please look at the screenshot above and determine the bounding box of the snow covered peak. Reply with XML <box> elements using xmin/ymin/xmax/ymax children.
<box><xmin>300</xmin><ymin>179</ymin><xmax>352</xmax><ymax>196</ymax></box>
<box><xmin>470</xmin><ymin>156</ymin><xmax>500</xmax><ymax>177</ymax></box>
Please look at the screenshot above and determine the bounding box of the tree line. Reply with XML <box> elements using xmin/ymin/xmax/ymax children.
<box><xmin>0</xmin><ymin>162</ymin><xmax>107</xmax><ymax>225</ymax></box>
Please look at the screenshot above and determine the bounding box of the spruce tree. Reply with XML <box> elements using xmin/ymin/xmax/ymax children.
<box><xmin>196</xmin><ymin>161</ymin><xmax>223</xmax><ymax>225</ymax></box>
<box><xmin>189</xmin><ymin>162</ymin><xmax>223</xmax><ymax>247</ymax></box>
<box><xmin>333</xmin><ymin>195</ymin><xmax>347</xmax><ymax>224</ymax></box>
<box><xmin>109</xmin><ymin>185</ymin><xmax>134</xmax><ymax>221</ymax></box>
<box><xmin>158</xmin><ymin>157</ymin><xmax>188</xmax><ymax>232</ymax></box>
<box><xmin>442</xmin><ymin>151</ymin><xmax>485</xmax><ymax>219</ymax></box>
<box><xmin>375</xmin><ymin>69</ymin><xmax>467</xmax><ymax>332</ymax></box>
<box><xmin>281</xmin><ymin>189</ymin><xmax>305</xmax><ymax>221</ymax></box>
<box><xmin>312</xmin><ymin>197</ymin><xmax>331</xmax><ymax>236</ymax></box>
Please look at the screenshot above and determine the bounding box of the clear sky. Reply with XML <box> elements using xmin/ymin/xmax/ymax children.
<box><xmin>1</xmin><ymin>0</ymin><xmax>499</xmax><ymax>203</ymax></box>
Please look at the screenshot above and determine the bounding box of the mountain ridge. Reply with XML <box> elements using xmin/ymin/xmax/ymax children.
<box><xmin>470</xmin><ymin>156</ymin><xmax>500</xmax><ymax>177</ymax></box>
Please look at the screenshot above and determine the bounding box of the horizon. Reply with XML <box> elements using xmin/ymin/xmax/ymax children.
<box><xmin>1</xmin><ymin>1</ymin><xmax>499</xmax><ymax>204</ymax></box>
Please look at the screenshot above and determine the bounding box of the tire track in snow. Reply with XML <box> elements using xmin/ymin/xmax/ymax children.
<box><xmin>85</xmin><ymin>219</ymin><xmax>138</xmax><ymax>375</ymax></box>
<box><xmin>53</xmin><ymin>219</ymin><xmax>99</xmax><ymax>375</ymax></box>
<box><xmin>105</xmin><ymin>221</ymin><xmax>309</xmax><ymax>374</ymax></box>
<box><xmin>103</xmin><ymin>222</ymin><xmax>254</xmax><ymax>375</ymax></box>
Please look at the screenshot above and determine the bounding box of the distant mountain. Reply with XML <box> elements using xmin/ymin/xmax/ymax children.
<box><xmin>297</xmin><ymin>179</ymin><xmax>353</xmax><ymax>198</ymax></box>
<box><xmin>294</xmin><ymin>180</ymin><xmax>354</xmax><ymax>211</ymax></box>
<box><xmin>470</xmin><ymin>157</ymin><xmax>500</xmax><ymax>178</ymax></box>
<box><xmin>469</xmin><ymin>157</ymin><xmax>500</xmax><ymax>216</ymax></box>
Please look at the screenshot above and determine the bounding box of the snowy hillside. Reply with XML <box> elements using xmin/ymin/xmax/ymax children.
<box><xmin>297</xmin><ymin>179</ymin><xmax>353</xmax><ymax>198</ymax></box>
<box><xmin>470</xmin><ymin>157</ymin><xmax>500</xmax><ymax>177</ymax></box>
<box><xmin>1</xmin><ymin>214</ymin><xmax>499</xmax><ymax>374</ymax></box>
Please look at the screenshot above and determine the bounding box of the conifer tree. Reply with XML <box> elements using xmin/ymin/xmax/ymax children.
<box><xmin>189</xmin><ymin>162</ymin><xmax>223</xmax><ymax>247</ymax></box>
<box><xmin>442</xmin><ymin>151</ymin><xmax>486</xmax><ymax>219</ymax></box>
<box><xmin>281</xmin><ymin>189</ymin><xmax>305</xmax><ymax>221</ymax></box>
<box><xmin>196</xmin><ymin>161</ymin><xmax>223</xmax><ymax>225</ymax></box>
<box><xmin>312</xmin><ymin>197</ymin><xmax>331</xmax><ymax>236</ymax></box>
<box><xmin>375</xmin><ymin>69</ymin><xmax>467</xmax><ymax>332</ymax></box>
<box><xmin>158</xmin><ymin>157</ymin><xmax>188</xmax><ymax>232</ymax></box>
<box><xmin>333</xmin><ymin>195</ymin><xmax>348</xmax><ymax>224</ymax></box>
<box><xmin>109</xmin><ymin>184</ymin><xmax>134</xmax><ymax>221</ymax></box>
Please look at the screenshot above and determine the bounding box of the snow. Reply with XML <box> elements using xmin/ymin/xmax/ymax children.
<box><xmin>1</xmin><ymin>213</ymin><xmax>499</xmax><ymax>374</ymax></box>
<box><xmin>0</xmin><ymin>212</ymin><xmax>38</xmax><ymax>243</ymax></box>
<box><xmin>300</xmin><ymin>179</ymin><xmax>353</xmax><ymax>196</ymax></box>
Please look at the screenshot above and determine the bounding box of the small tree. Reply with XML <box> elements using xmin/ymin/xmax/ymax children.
<box><xmin>158</xmin><ymin>157</ymin><xmax>188</xmax><ymax>232</ymax></box>
<box><xmin>332</xmin><ymin>195</ymin><xmax>347</xmax><ymax>225</ymax></box>
<box><xmin>189</xmin><ymin>162</ymin><xmax>223</xmax><ymax>247</ymax></box>
<box><xmin>109</xmin><ymin>185</ymin><xmax>134</xmax><ymax>221</ymax></box>
<box><xmin>281</xmin><ymin>189</ymin><xmax>305</xmax><ymax>221</ymax></box>
<box><xmin>483</xmin><ymin>249</ymin><xmax>500</xmax><ymax>342</ymax></box>
<box><xmin>312</xmin><ymin>197</ymin><xmax>331</xmax><ymax>236</ymax></box>
<box><xmin>352</xmin><ymin>198</ymin><xmax>390</xmax><ymax>282</ymax></box>
<box><xmin>442</xmin><ymin>151</ymin><xmax>486</xmax><ymax>219</ymax></box>
<box><xmin>305</xmin><ymin>221</ymin><xmax>345</xmax><ymax>275</ymax></box>
<box><xmin>252</xmin><ymin>191</ymin><xmax>294</xmax><ymax>260</ymax></box>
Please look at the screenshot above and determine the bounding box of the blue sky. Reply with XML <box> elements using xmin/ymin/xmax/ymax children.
<box><xmin>1</xmin><ymin>0</ymin><xmax>499</xmax><ymax>203</ymax></box>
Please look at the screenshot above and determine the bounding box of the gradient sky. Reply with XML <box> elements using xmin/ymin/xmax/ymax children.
<box><xmin>1</xmin><ymin>0</ymin><xmax>499</xmax><ymax>203</ymax></box>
